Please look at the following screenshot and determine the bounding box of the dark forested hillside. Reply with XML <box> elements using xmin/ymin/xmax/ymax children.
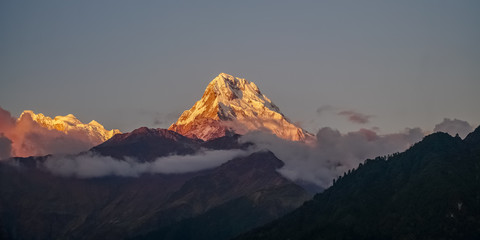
<box><xmin>236</xmin><ymin>127</ymin><xmax>480</xmax><ymax>240</ymax></box>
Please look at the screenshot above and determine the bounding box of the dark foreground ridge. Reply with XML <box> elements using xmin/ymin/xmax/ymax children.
<box><xmin>235</xmin><ymin>127</ymin><xmax>480</xmax><ymax>240</ymax></box>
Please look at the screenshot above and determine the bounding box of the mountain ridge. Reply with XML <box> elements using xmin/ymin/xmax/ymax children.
<box><xmin>0</xmin><ymin>147</ymin><xmax>310</xmax><ymax>240</ymax></box>
<box><xmin>91</xmin><ymin>127</ymin><xmax>252</xmax><ymax>162</ymax></box>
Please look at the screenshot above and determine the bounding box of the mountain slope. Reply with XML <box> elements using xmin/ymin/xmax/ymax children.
<box><xmin>169</xmin><ymin>73</ymin><xmax>311</xmax><ymax>141</ymax></box>
<box><xmin>0</xmin><ymin>160</ymin><xmax>202</xmax><ymax>240</ymax></box>
<box><xmin>136</xmin><ymin>183</ymin><xmax>307</xmax><ymax>240</ymax></box>
<box><xmin>0</xmin><ymin>129</ymin><xmax>310</xmax><ymax>240</ymax></box>
<box><xmin>235</xmin><ymin>128</ymin><xmax>480</xmax><ymax>240</ymax></box>
<box><xmin>135</xmin><ymin>151</ymin><xmax>310</xmax><ymax>240</ymax></box>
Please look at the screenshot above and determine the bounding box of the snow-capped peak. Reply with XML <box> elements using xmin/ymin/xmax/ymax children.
<box><xmin>19</xmin><ymin>110</ymin><xmax>121</xmax><ymax>143</ymax></box>
<box><xmin>169</xmin><ymin>73</ymin><xmax>312</xmax><ymax>141</ymax></box>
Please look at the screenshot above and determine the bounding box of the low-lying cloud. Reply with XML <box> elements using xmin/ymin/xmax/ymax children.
<box><xmin>240</xmin><ymin>127</ymin><xmax>425</xmax><ymax>188</ymax></box>
<box><xmin>239</xmin><ymin>116</ymin><xmax>477</xmax><ymax>189</ymax></box>
<box><xmin>41</xmin><ymin>149</ymin><xmax>250</xmax><ymax>178</ymax></box>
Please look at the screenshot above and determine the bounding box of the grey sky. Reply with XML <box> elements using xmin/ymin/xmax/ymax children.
<box><xmin>1</xmin><ymin>0</ymin><xmax>479</xmax><ymax>134</ymax></box>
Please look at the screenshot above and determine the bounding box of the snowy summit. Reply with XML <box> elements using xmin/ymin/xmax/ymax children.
<box><xmin>169</xmin><ymin>73</ymin><xmax>312</xmax><ymax>141</ymax></box>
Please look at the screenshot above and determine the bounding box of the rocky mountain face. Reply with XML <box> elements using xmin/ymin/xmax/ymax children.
<box><xmin>235</xmin><ymin>126</ymin><xmax>480</xmax><ymax>240</ymax></box>
<box><xmin>0</xmin><ymin>127</ymin><xmax>310</xmax><ymax>240</ymax></box>
<box><xmin>169</xmin><ymin>73</ymin><xmax>312</xmax><ymax>141</ymax></box>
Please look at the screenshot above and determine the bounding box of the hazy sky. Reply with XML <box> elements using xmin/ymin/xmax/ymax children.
<box><xmin>1</xmin><ymin>0</ymin><xmax>479</xmax><ymax>134</ymax></box>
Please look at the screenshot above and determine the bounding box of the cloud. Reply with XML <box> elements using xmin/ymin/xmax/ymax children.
<box><xmin>316</xmin><ymin>105</ymin><xmax>335</xmax><ymax>116</ymax></box>
<box><xmin>0</xmin><ymin>107</ymin><xmax>100</xmax><ymax>158</ymax></box>
<box><xmin>147</xmin><ymin>149</ymin><xmax>249</xmax><ymax>173</ymax></box>
<box><xmin>239</xmin><ymin>127</ymin><xmax>424</xmax><ymax>188</ymax></box>
<box><xmin>433</xmin><ymin>118</ymin><xmax>473</xmax><ymax>139</ymax></box>
<box><xmin>338</xmin><ymin>110</ymin><xmax>373</xmax><ymax>124</ymax></box>
<box><xmin>41</xmin><ymin>149</ymin><xmax>250</xmax><ymax>178</ymax></box>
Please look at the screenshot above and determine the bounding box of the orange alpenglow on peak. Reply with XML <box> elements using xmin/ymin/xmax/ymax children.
<box><xmin>20</xmin><ymin>110</ymin><xmax>121</xmax><ymax>142</ymax></box>
<box><xmin>0</xmin><ymin>109</ymin><xmax>121</xmax><ymax>158</ymax></box>
<box><xmin>169</xmin><ymin>73</ymin><xmax>313</xmax><ymax>141</ymax></box>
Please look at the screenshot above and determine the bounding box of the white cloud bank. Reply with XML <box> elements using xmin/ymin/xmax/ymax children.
<box><xmin>41</xmin><ymin>149</ymin><xmax>250</xmax><ymax>178</ymax></box>
<box><xmin>239</xmin><ymin>117</ymin><xmax>477</xmax><ymax>189</ymax></box>
<box><xmin>240</xmin><ymin>127</ymin><xmax>425</xmax><ymax>188</ymax></box>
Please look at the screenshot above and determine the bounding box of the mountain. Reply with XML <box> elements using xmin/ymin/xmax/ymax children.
<box><xmin>235</xmin><ymin>127</ymin><xmax>480</xmax><ymax>240</ymax></box>
<box><xmin>134</xmin><ymin>151</ymin><xmax>310</xmax><ymax>240</ymax></box>
<box><xmin>21</xmin><ymin>110</ymin><xmax>121</xmax><ymax>143</ymax></box>
<box><xmin>169</xmin><ymin>73</ymin><xmax>312</xmax><ymax>141</ymax></box>
<box><xmin>92</xmin><ymin>127</ymin><xmax>251</xmax><ymax>162</ymax></box>
<box><xmin>0</xmin><ymin>127</ymin><xmax>310</xmax><ymax>240</ymax></box>
<box><xmin>0</xmin><ymin>108</ymin><xmax>121</xmax><ymax>158</ymax></box>
<box><xmin>91</xmin><ymin>127</ymin><xmax>200</xmax><ymax>161</ymax></box>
